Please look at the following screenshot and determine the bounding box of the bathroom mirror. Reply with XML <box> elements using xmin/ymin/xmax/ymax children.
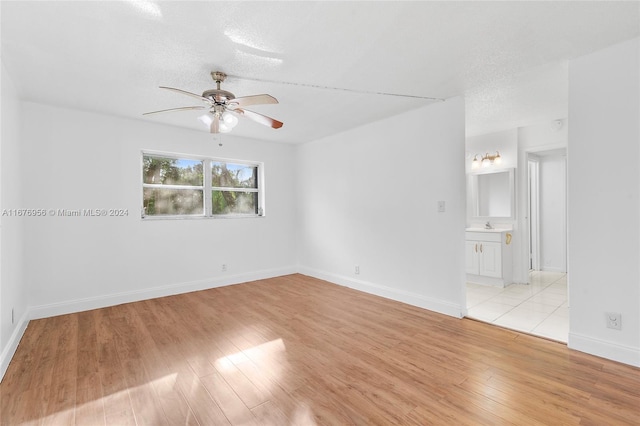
<box><xmin>469</xmin><ymin>168</ymin><xmax>515</xmax><ymax>219</ymax></box>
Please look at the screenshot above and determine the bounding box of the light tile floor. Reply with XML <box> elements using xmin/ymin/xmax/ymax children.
<box><xmin>466</xmin><ymin>271</ymin><xmax>568</xmax><ymax>342</ymax></box>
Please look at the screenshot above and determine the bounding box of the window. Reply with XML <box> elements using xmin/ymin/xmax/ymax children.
<box><xmin>211</xmin><ymin>161</ymin><xmax>260</xmax><ymax>215</ymax></box>
<box><xmin>142</xmin><ymin>153</ymin><xmax>263</xmax><ymax>218</ymax></box>
<box><xmin>142</xmin><ymin>156</ymin><xmax>204</xmax><ymax>216</ymax></box>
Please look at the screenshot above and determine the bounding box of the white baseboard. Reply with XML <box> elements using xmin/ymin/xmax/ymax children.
<box><xmin>298</xmin><ymin>266</ymin><xmax>464</xmax><ymax>318</ymax></box>
<box><xmin>28</xmin><ymin>266</ymin><xmax>297</xmax><ymax>320</ymax></box>
<box><xmin>568</xmin><ymin>332</ymin><xmax>640</xmax><ymax>367</ymax></box>
<box><xmin>0</xmin><ymin>310</ymin><xmax>29</xmax><ymax>382</ymax></box>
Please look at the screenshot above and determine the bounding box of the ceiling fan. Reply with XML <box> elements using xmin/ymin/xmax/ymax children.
<box><xmin>143</xmin><ymin>71</ymin><xmax>283</xmax><ymax>134</ymax></box>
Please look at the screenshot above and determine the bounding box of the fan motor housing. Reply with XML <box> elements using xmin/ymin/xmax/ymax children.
<box><xmin>202</xmin><ymin>89</ymin><xmax>235</xmax><ymax>103</ymax></box>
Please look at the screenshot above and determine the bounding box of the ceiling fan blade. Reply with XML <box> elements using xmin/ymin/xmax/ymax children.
<box><xmin>234</xmin><ymin>108</ymin><xmax>283</xmax><ymax>129</ymax></box>
<box><xmin>210</xmin><ymin>114</ymin><xmax>220</xmax><ymax>133</ymax></box>
<box><xmin>229</xmin><ymin>94</ymin><xmax>278</xmax><ymax>108</ymax></box>
<box><xmin>159</xmin><ymin>86</ymin><xmax>214</xmax><ymax>104</ymax></box>
<box><xmin>143</xmin><ymin>106</ymin><xmax>206</xmax><ymax>115</ymax></box>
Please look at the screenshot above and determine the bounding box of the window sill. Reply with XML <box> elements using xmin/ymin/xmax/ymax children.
<box><xmin>141</xmin><ymin>214</ymin><xmax>265</xmax><ymax>221</ymax></box>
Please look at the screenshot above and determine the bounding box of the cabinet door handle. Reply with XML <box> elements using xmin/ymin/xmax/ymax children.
<box><xmin>480</xmin><ymin>243</ymin><xmax>483</xmax><ymax>253</ymax></box>
<box><xmin>475</xmin><ymin>243</ymin><xmax>478</xmax><ymax>253</ymax></box>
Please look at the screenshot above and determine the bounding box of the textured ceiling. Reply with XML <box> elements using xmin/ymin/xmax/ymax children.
<box><xmin>1</xmin><ymin>1</ymin><xmax>638</xmax><ymax>142</ymax></box>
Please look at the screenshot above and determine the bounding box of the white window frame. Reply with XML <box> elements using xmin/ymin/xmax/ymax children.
<box><xmin>141</xmin><ymin>151</ymin><xmax>265</xmax><ymax>219</ymax></box>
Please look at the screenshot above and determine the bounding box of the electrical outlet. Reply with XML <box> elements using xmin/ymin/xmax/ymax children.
<box><xmin>437</xmin><ymin>200</ymin><xmax>446</xmax><ymax>212</ymax></box>
<box><xmin>355</xmin><ymin>265</ymin><xmax>360</xmax><ymax>275</ymax></box>
<box><xmin>221</xmin><ymin>264</ymin><xmax>227</xmax><ymax>272</ymax></box>
<box><xmin>606</xmin><ymin>312</ymin><xmax>622</xmax><ymax>330</ymax></box>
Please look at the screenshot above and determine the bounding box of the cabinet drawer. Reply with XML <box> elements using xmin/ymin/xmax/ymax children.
<box><xmin>465</xmin><ymin>231</ymin><xmax>502</xmax><ymax>242</ymax></box>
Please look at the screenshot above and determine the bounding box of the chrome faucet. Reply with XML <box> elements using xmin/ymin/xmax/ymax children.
<box><xmin>485</xmin><ymin>221</ymin><xmax>493</xmax><ymax>229</ymax></box>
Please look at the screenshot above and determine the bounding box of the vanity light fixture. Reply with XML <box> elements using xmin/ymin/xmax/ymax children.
<box><xmin>472</xmin><ymin>151</ymin><xmax>502</xmax><ymax>169</ymax></box>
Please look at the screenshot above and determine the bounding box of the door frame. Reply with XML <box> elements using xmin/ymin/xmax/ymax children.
<box><xmin>528</xmin><ymin>155</ymin><xmax>540</xmax><ymax>271</ymax></box>
<box><xmin>521</xmin><ymin>146</ymin><xmax>567</xmax><ymax>278</ymax></box>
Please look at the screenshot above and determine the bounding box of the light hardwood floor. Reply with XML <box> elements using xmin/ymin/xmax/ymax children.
<box><xmin>1</xmin><ymin>274</ymin><xmax>639</xmax><ymax>425</ymax></box>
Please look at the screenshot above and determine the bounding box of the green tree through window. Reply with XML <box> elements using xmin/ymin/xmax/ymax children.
<box><xmin>211</xmin><ymin>162</ymin><xmax>259</xmax><ymax>215</ymax></box>
<box><xmin>143</xmin><ymin>156</ymin><xmax>204</xmax><ymax>216</ymax></box>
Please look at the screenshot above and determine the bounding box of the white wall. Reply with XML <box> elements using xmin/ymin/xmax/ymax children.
<box><xmin>568</xmin><ymin>37</ymin><xmax>639</xmax><ymax>366</ymax></box>
<box><xmin>20</xmin><ymin>102</ymin><xmax>298</xmax><ymax>318</ymax></box>
<box><xmin>518</xmin><ymin>120</ymin><xmax>568</xmax><ymax>149</ymax></box>
<box><xmin>0</xmin><ymin>61</ymin><xmax>29</xmax><ymax>378</ymax></box>
<box><xmin>297</xmin><ymin>97</ymin><xmax>466</xmax><ymax>317</ymax></box>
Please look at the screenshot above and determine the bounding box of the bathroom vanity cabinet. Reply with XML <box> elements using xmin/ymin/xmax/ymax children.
<box><xmin>465</xmin><ymin>230</ymin><xmax>513</xmax><ymax>287</ymax></box>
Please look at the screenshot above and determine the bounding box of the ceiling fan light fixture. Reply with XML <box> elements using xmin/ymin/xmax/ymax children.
<box><xmin>222</xmin><ymin>111</ymin><xmax>238</xmax><ymax>128</ymax></box>
<box><xmin>219</xmin><ymin>122</ymin><xmax>232</xmax><ymax>133</ymax></box>
<box><xmin>198</xmin><ymin>114</ymin><xmax>213</xmax><ymax>126</ymax></box>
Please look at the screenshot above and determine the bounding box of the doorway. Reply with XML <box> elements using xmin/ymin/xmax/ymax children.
<box><xmin>526</xmin><ymin>147</ymin><xmax>569</xmax><ymax>341</ymax></box>
<box><xmin>466</xmin><ymin>147</ymin><xmax>569</xmax><ymax>342</ymax></box>
<box><xmin>528</xmin><ymin>157</ymin><xmax>540</xmax><ymax>270</ymax></box>
<box><xmin>527</xmin><ymin>148</ymin><xmax>567</xmax><ymax>274</ymax></box>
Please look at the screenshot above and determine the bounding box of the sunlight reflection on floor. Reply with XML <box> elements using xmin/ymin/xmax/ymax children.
<box><xmin>292</xmin><ymin>402</ymin><xmax>317</xmax><ymax>425</ymax></box>
<box><xmin>69</xmin><ymin>373</ymin><xmax>180</xmax><ymax>425</ymax></box>
<box><xmin>216</xmin><ymin>338</ymin><xmax>287</xmax><ymax>371</ymax></box>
